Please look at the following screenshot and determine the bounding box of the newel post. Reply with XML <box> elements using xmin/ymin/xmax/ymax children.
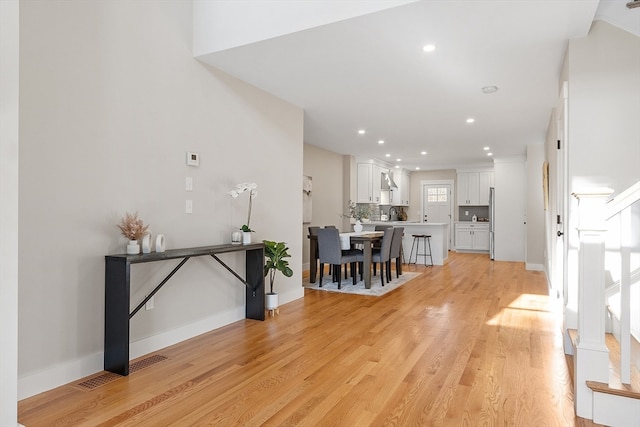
<box><xmin>571</xmin><ymin>189</ymin><xmax>613</xmax><ymax>418</ymax></box>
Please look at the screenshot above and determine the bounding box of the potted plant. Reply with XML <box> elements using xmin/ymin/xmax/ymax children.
<box><xmin>343</xmin><ymin>200</ymin><xmax>373</xmax><ymax>232</ymax></box>
<box><xmin>117</xmin><ymin>212</ymin><xmax>149</xmax><ymax>254</ymax></box>
<box><xmin>228</xmin><ymin>182</ymin><xmax>257</xmax><ymax>244</ymax></box>
<box><xmin>263</xmin><ymin>240</ymin><xmax>293</xmax><ymax>314</ymax></box>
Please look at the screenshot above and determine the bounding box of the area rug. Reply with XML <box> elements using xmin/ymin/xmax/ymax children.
<box><xmin>304</xmin><ymin>271</ymin><xmax>420</xmax><ymax>296</ymax></box>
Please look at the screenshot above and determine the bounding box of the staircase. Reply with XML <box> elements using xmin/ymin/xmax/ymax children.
<box><xmin>569</xmin><ymin>182</ymin><xmax>640</xmax><ymax>426</ymax></box>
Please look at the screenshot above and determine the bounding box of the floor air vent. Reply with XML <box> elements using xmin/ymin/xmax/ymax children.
<box><xmin>129</xmin><ymin>354</ymin><xmax>167</xmax><ymax>373</ymax></box>
<box><xmin>76</xmin><ymin>354</ymin><xmax>168</xmax><ymax>391</ymax></box>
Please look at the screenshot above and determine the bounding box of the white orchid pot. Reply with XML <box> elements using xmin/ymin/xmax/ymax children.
<box><xmin>242</xmin><ymin>231</ymin><xmax>252</xmax><ymax>244</ymax></box>
<box><xmin>265</xmin><ymin>292</ymin><xmax>279</xmax><ymax>310</ymax></box>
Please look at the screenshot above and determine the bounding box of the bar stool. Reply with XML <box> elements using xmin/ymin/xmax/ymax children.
<box><xmin>408</xmin><ymin>234</ymin><xmax>433</xmax><ymax>266</ymax></box>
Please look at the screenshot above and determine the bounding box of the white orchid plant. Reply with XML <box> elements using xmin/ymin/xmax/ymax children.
<box><xmin>228</xmin><ymin>182</ymin><xmax>257</xmax><ymax>232</ymax></box>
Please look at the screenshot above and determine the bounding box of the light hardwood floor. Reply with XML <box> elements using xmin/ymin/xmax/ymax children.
<box><xmin>19</xmin><ymin>252</ymin><xmax>600</xmax><ymax>426</ymax></box>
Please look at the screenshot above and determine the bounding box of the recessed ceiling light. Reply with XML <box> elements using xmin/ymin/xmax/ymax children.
<box><xmin>423</xmin><ymin>44</ymin><xmax>436</xmax><ymax>52</ymax></box>
<box><xmin>358</xmin><ymin>129</ymin><xmax>366</xmax><ymax>135</ymax></box>
<box><xmin>395</xmin><ymin>165</ymin><xmax>400</xmax><ymax>168</ymax></box>
<box><xmin>421</xmin><ymin>151</ymin><xmax>427</xmax><ymax>155</ymax></box>
<box><xmin>487</xmin><ymin>152</ymin><xmax>493</xmax><ymax>156</ymax></box>
<box><xmin>415</xmin><ymin>167</ymin><xmax>421</xmax><ymax>170</ymax></box>
<box><xmin>385</xmin><ymin>153</ymin><xmax>391</xmax><ymax>157</ymax></box>
<box><xmin>466</xmin><ymin>118</ymin><xmax>475</xmax><ymax>124</ymax></box>
<box><xmin>378</xmin><ymin>140</ymin><xmax>384</xmax><ymax>144</ymax></box>
<box><xmin>396</xmin><ymin>158</ymin><xmax>402</xmax><ymax>162</ymax></box>
<box><xmin>483</xmin><ymin>146</ymin><xmax>490</xmax><ymax>151</ymax></box>
<box><xmin>482</xmin><ymin>85</ymin><xmax>499</xmax><ymax>94</ymax></box>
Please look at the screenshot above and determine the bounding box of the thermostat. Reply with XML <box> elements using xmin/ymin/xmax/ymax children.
<box><xmin>186</xmin><ymin>152</ymin><xmax>200</xmax><ymax>166</ymax></box>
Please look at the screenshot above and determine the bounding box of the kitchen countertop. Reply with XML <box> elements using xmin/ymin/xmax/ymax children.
<box><xmin>361</xmin><ymin>221</ymin><xmax>450</xmax><ymax>264</ymax></box>
<box><xmin>365</xmin><ymin>221</ymin><xmax>447</xmax><ymax>226</ymax></box>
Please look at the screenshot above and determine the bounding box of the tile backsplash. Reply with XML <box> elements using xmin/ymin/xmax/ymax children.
<box><xmin>458</xmin><ymin>206</ymin><xmax>489</xmax><ymax>222</ymax></box>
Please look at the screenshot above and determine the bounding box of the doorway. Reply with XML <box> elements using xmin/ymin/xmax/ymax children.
<box><xmin>554</xmin><ymin>82</ymin><xmax>568</xmax><ymax>304</ymax></box>
<box><xmin>421</xmin><ymin>180</ymin><xmax>454</xmax><ymax>249</ymax></box>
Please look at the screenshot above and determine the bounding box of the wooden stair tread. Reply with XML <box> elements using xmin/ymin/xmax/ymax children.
<box><xmin>586</xmin><ymin>380</ymin><xmax>640</xmax><ymax>399</ymax></box>
<box><xmin>568</xmin><ymin>328</ymin><xmax>578</xmax><ymax>347</ymax></box>
<box><xmin>569</xmin><ymin>328</ymin><xmax>640</xmax><ymax>398</ymax></box>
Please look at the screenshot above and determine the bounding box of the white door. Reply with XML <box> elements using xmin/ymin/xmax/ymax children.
<box><xmin>422</xmin><ymin>183</ymin><xmax>453</xmax><ymax>249</ymax></box>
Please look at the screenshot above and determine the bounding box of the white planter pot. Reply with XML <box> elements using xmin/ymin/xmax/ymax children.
<box><xmin>265</xmin><ymin>292</ymin><xmax>279</xmax><ymax>310</ymax></box>
<box><xmin>353</xmin><ymin>220</ymin><xmax>363</xmax><ymax>233</ymax></box>
<box><xmin>242</xmin><ymin>231</ymin><xmax>252</xmax><ymax>244</ymax></box>
<box><xmin>126</xmin><ymin>240</ymin><xmax>140</xmax><ymax>254</ymax></box>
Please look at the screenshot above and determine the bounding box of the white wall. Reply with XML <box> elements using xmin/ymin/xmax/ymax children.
<box><xmin>302</xmin><ymin>144</ymin><xmax>346</xmax><ymax>268</ymax></box>
<box><xmin>494</xmin><ymin>157</ymin><xmax>527</xmax><ymax>262</ymax></box>
<box><xmin>526</xmin><ymin>144</ymin><xmax>545</xmax><ymax>269</ymax></box>
<box><xmin>568</xmin><ymin>20</ymin><xmax>640</xmax><ymax>195</ymax></box>
<box><xmin>18</xmin><ymin>0</ymin><xmax>303</xmax><ymax>399</ymax></box>
<box><xmin>193</xmin><ymin>0</ymin><xmax>417</xmax><ymax>56</ymax></box>
<box><xmin>0</xmin><ymin>1</ymin><xmax>20</xmax><ymax>424</ymax></box>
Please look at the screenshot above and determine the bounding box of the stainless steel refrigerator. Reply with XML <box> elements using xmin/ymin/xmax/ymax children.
<box><xmin>489</xmin><ymin>187</ymin><xmax>495</xmax><ymax>260</ymax></box>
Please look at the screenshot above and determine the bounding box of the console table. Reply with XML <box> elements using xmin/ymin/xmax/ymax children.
<box><xmin>104</xmin><ymin>243</ymin><xmax>265</xmax><ymax>376</ymax></box>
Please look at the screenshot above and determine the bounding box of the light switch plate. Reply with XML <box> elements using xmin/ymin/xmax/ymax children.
<box><xmin>186</xmin><ymin>176</ymin><xmax>193</xmax><ymax>191</ymax></box>
<box><xmin>186</xmin><ymin>199</ymin><xmax>193</xmax><ymax>214</ymax></box>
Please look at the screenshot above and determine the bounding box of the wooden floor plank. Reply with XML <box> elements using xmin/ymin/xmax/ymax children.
<box><xmin>18</xmin><ymin>252</ymin><xmax>600</xmax><ymax>426</ymax></box>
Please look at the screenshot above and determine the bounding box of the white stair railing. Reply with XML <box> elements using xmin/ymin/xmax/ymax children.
<box><xmin>572</xmin><ymin>189</ymin><xmax>613</xmax><ymax>418</ymax></box>
<box><xmin>605</xmin><ymin>181</ymin><xmax>640</xmax><ymax>385</ymax></box>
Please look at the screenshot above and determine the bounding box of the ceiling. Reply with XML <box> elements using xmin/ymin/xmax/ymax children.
<box><xmin>199</xmin><ymin>0</ymin><xmax>638</xmax><ymax>171</ymax></box>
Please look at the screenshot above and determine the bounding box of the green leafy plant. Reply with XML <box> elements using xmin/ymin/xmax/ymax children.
<box><xmin>263</xmin><ymin>240</ymin><xmax>293</xmax><ymax>294</ymax></box>
<box><xmin>343</xmin><ymin>200</ymin><xmax>373</xmax><ymax>221</ymax></box>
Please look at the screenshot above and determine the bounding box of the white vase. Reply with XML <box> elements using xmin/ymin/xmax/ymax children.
<box><xmin>126</xmin><ymin>240</ymin><xmax>140</xmax><ymax>254</ymax></box>
<box><xmin>242</xmin><ymin>231</ymin><xmax>252</xmax><ymax>244</ymax></box>
<box><xmin>231</xmin><ymin>231</ymin><xmax>242</xmax><ymax>244</ymax></box>
<box><xmin>265</xmin><ymin>292</ymin><xmax>279</xmax><ymax>310</ymax></box>
<box><xmin>353</xmin><ymin>220</ymin><xmax>363</xmax><ymax>233</ymax></box>
<box><xmin>141</xmin><ymin>234</ymin><xmax>151</xmax><ymax>253</ymax></box>
<box><xmin>155</xmin><ymin>234</ymin><xmax>166</xmax><ymax>253</ymax></box>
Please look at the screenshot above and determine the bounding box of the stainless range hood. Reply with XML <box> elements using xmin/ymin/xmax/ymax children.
<box><xmin>381</xmin><ymin>172</ymin><xmax>398</xmax><ymax>190</ymax></box>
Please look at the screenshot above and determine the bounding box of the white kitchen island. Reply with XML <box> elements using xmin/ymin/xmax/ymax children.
<box><xmin>361</xmin><ymin>221</ymin><xmax>449</xmax><ymax>265</ymax></box>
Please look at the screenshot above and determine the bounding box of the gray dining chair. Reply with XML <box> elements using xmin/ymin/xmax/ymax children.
<box><xmin>371</xmin><ymin>227</ymin><xmax>394</xmax><ymax>286</ymax></box>
<box><xmin>316</xmin><ymin>228</ymin><xmax>363</xmax><ymax>288</ymax></box>
<box><xmin>388</xmin><ymin>227</ymin><xmax>404</xmax><ymax>279</ymax></box>
<box><xmin>308</xmin><ymin>226</ymin><xmax>324</xmax><ymax>277</ymax></box>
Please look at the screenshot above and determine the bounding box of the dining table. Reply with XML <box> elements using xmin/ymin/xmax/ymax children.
<box><xmin>308</xmin><ymin>230</ymin><xmax>384</xmax><ymax>289</ymax></box>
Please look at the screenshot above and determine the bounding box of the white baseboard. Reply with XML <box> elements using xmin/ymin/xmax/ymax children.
<box><xmin>525</xmin><ymin>263</ymin><xmax>544</xmax><ymax>271</ymax></box>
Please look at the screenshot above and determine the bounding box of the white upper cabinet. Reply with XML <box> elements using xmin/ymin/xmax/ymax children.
<box><xmin>478</xmin><ymin>171</ymin><xmax>493</xmax><ymax>205</ymax></box>
<box><xmin>356</xmin><ymin>162</ymin><xmax>384</xmax><ymax>204</ymax></box>
<box><xmin>356</xmin><ymin>163</ymin><xmax>373</xmax><ymax>203</ymax></box>
<box><xmin>392</xmin><ymin>169</ymin><xmax>411</xmax><ymax>206</ymax></box>
<box><xmin>457</xmin><ymin>170</ymin><xmax>493</xmax><ymax>205</ymax></box>
<box><xmin>372</xmin><ymin>164</ymin><xmax>383</xmax><ymax>204</ymax></box>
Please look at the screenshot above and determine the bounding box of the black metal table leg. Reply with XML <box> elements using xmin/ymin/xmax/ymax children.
<box><xmin>104</xmin><ymin>257</ymin><xmax>130</xmax><ymax>376</ymax></box>
<box><xmin>245</xmin><ymin>247</ymin><xmax>265</xmax><ymax>320</ymax></box>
